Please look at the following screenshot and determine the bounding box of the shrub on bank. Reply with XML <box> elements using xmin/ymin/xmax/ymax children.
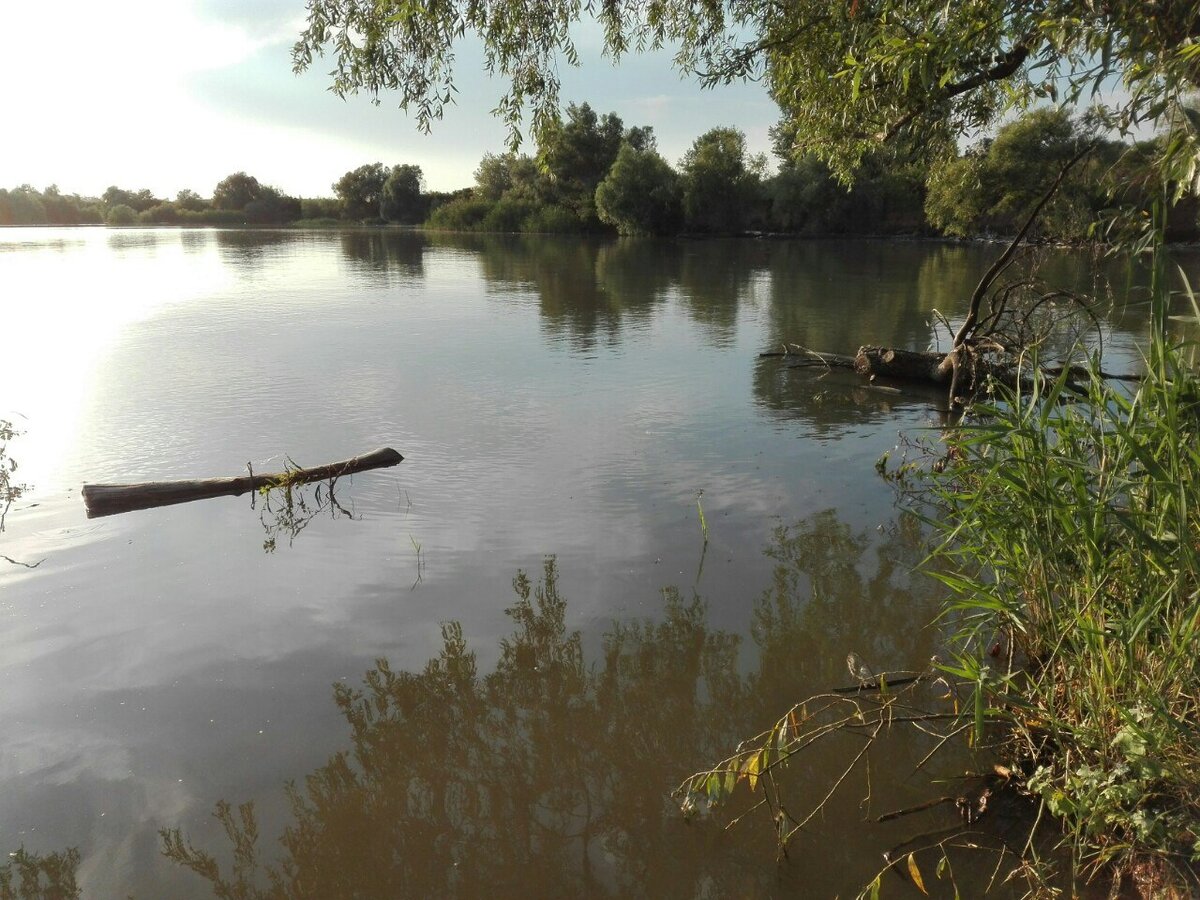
<box><xmin>928</xmin><ymin>311</ymin><xmax>1200</xmax><ymax>883</ymax></box>
<box><xmin>426</xmin><ymin>196</ymin><xmax>492</xmax><ymax>231</ymax></box>
<box><xmin>521</xmin><ymin>204</ymin><xmax>585</xmax><ymax>234</ymax></box>
<box><xmin>105</xmin><ymin>204</ymin><xmax>138</xmax><ymax>226</ymax></box>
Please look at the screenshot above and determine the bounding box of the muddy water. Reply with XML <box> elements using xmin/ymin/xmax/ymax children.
<box><xmin>0</xmin><ymin>229</ymin><xmax>1184</xmax><ymax>896</ymax></box>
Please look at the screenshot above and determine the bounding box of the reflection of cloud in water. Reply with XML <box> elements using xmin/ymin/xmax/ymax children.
<box><xmin>1</xmin><ymin>726</ymin><xmax>193</xmax><ymax>897</ymax></box>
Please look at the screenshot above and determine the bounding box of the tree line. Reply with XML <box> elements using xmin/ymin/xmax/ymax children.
<box><xmin>0</xmin><ymin>168</ymin><xmax>464</xmax><ymax>229</ymax></box>
<box><xmin>3</xmin><ymin>103</ymin><xmax>1195</xmax><ymax>241</ymax></box>
<box><xmin>434</xmin><ymin>103</ymin><xmax>1198</xmax><ymax>241</ymax></box>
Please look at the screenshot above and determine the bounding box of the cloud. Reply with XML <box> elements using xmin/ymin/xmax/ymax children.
<box><xmin>629</xmin><ymin>94</ymin><xmax>674</xmax><ymax>117</ymax></box>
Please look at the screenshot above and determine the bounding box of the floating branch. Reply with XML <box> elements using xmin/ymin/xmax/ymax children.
<box><xmin>81</xmin><ymin>447</ymin><xmax>404</xmax><ymax>519</ymax></box>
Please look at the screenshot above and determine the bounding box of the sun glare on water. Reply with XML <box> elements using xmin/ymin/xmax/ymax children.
<box><xmin>0</xmin><ymin>228</ymin><xmax>232</xmax><ymax>490</ymax></box>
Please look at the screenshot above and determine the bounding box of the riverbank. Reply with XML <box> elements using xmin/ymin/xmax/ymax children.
<box><xmin>925</xmin><ymin>324</ymin><xmax>1200</xmax><ymax>895</ymax></box>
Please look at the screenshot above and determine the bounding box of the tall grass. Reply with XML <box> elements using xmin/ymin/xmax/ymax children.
<box><xmin>927</xmin><ymin>292</ymin><xmax>1200</xmax><ymax>883</ymax></box>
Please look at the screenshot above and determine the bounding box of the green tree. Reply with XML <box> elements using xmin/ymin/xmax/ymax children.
<box><xmin>381</xmin><ymin>163</ymin><xmax>425</xmax><ymax>223</ymax></box>
<box><xmin>767</xmin><ymin>145</ymin><xmax>927</xmax><ymax>236</ymax></box>
<box><xmin>102</xmin><ymin>186</ymin><xmax>160</xmax><ymax>213</ymax></box>
<box><xmin>594</xmin><ymin>143</ymin><xmax>682</xmax><ymax>235</ymax></box>
<box><xmin>333</xmin><ymin>162</ymin><xmax>388</xmax><ymax>220</ymax></box>
<box><xmin>175</xmin><ymin>189</ymin><xmax>208</xmax><ymax>212</ymax></box>
<box><xmin>924</xmin><ymin>109</ymin><xmax>1123</xmax><ymax>239</ymax></box>
<box><xmin>212</xmin><ymin>172</ymin><xmax>262</xmax><ymax>211</ymax></box>
<box><xmin>105</xmin><ymin>204</ymin><xmax>138</xmax><ymax>226</ymax></box>
<box><xmin>535</xmin><ymin>101</ymin><xmax>625</xmax><ymax>224</ymax></box>
<box><xmin>680</xmin><ymin>127</ymin><xmax>762</xmax><ymax>234</ymax></box>
<box><xmin>244</xmin><ymin>186</ymin><xmax>302</xmax><ymax>225</ymax></box>
<box><xmin>473</xmin><ymin>152</ymin><xmax>544</xmax><ymax>203</ymax></box>
<box><xmin>293</xmin><ymin>0</ymin><xmax>1200</xmax><ymax>192</ymax></box>
<box><xmin>139</xmin><ymin>202</ymin><xmax>180</xmax><ymax>225</ymax></box>
<box><xmin>0</xmin><ymin>186</ymin><xmax>48</xmax><ymax>225</ymax></box>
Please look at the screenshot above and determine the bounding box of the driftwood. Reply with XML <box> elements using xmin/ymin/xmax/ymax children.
<box><xmin>82</xmin><ymin>447</ymin><xmax>404</xmax><ymax>519</ymax></box>
<box><xmin>854</xmin><ymin>346</ymin><xmax>952</xmax><ymax>384</ymax></box>
<box><xmin>759</xmin><ymin>347</ymin><xmax>858</xmax><ymax>369</ymax></box>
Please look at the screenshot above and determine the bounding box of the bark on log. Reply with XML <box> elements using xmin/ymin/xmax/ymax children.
<box><xmin>853</xmin><ymin>346</ymin><xmax>952</xmax><ymax>384</ymax></box>
<box><xmin>82</xmin><ymin>447</ymin><xmax>404</xmax><ymax>519</ymax></box>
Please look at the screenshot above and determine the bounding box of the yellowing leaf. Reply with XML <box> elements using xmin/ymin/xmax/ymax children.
<box><xmin>744</xmin><ymin>751</ymin><xmax>762</xmax><ymax>792</ymax></box>
<box><xmin>907</xmin><ymin>853</ymin><xmax>928</xmax><ymax>894</ymax></box>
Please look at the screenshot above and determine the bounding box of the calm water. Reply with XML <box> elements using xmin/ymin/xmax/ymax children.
<box><xmin>0</xmin><ymin>228</ymin><xmax>1188</xmax><ymax>897</ymax></box>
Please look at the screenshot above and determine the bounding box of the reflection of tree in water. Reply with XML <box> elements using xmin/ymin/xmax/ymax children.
<box><xmin>338</xmin><ymin>230</ymin><xmax>426</xmax><ymax>280</ymax></box>
<box><xmin>752</xmin><ymin>357</ymin><xmax>949</xmax><ymax>438</ymax></box>
<box><xmin>913</xmin><ymin>244</ymin><xmax>1125</xmax><ymax>358</ymax></box>
<box><xmin>750</xmin><ymin>510</ymin><xmax>931</xmax><ymax>703</ymax></box>
<box><xmin>752</xmin><ymin>241</ymin><xmax>987</xmax><ymax>433</ymax></box>
<box><xmin>751</xmin><ymin>243</ymin><xmax>1159</xmax><ymax>433</ymax></box>
<box><xmin>449</xmin><ymin>234</ymin><xmax>666</xmax><ymax>351</ymax></box>
<box><xmin>674</xmin><ymin>239</ymin><xmax>767</xmax><ymax>347</ymax></box>
<box><xmin>429</xmin><ymin>233</ymin><xmax>768</xmax><ymax>352</ymax></box>
<box><xmin>591</xmin><ymin>238</ymin><xmax>678</xmax><ymax>327</ymax></box>
<box><xmin>760</xmin><ymin>241</ymin><xmax>951</xmax><ymax>359</ymax></box>
<box><xmin>163</xmin><ymin>510</ymin><xmax>952</xmax><ymax>898</ymax></box>
<box><xmin>0</xmin><ymin>847</ymin><xmax>80</xmax><ymax>898</ymax></box>
<box><xmin>213</xmin><ymin>229</ymin><xmax>292</xmax><ymax>270</ymax></box>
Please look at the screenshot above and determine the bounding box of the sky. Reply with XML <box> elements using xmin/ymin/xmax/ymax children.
<box><xmin>0</xmin><ymin>0</ymin><xmax>780</xmax><ymax>199</ymax></box>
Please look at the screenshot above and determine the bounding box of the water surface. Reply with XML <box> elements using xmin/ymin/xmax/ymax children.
<box><xmin>0</xmin><ymin>228</ymin><xmax>1187</xmax><ymax>896</ymax></box>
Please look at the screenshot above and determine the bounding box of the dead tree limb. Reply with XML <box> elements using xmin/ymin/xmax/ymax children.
<box><xmin>954</xmin><ymin>142</ymin><xmax>1097</xmax><ymax>350</ymax></box>
<box><xmin>82</xmin><ymin>447</ymin><xmax>404</xmax><ymax>519</ymax></box>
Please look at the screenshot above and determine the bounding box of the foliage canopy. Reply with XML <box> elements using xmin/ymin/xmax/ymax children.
<box><xmin>595</xmin><ymin>143</ymin><xmax>682</xmax><ymax>235</ymax></box>
<box><xmin>294</xmin><ymin>0</ymin><xmax>1200</xmax><ymax>182</ymax></box>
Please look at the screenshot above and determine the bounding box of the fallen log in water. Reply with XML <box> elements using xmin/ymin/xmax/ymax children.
<box><xmin>82</xmin><ymin>447</ymin><xmax>404</xmax><ymax>519</ymax></box>
<box><xmin>853</xmin><ymin>346</ymin><xmax>952</xmax><ymax>384</ymax></box>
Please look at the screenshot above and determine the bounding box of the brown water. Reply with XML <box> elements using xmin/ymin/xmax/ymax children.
<box><xmin>0</xmin><ymin>228</ymin><xmax>1187</xmax><ymax>896</ymax></box>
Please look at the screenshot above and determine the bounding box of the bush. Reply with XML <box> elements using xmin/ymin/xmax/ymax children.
<box><xmin>176</xmin><ymin>208</ymin><xmax>246</xmax><ymax>226</ymax></box>
<box><xmin>105</xmin><ymin>204</ymin><xmax>138</xmax><ymax>226</ymax></box>
<box><xmin>301</xmin><ymin>197</ymin><xmax>342</xmax><ymax>220</ymax></box>
<box><xmin>426</xmin><ymin>197</ymin><xmax>492</xmax><ymax>231</ymax></box>
<box><xmin>290</xmin><ymin>217</ymin><xmax>342</xmax><ymax>228</ymax></box>
<box><xmin>482</xmin><ymin>198</ymin><xmax>537</xmax><ymax>232</ymax></box>
<box><xmin>522</xmin><ymin>204</ymin><xmax>585</xmax><ymax>234</ymax></box>
<box><xmin>139</xmin><ymin>202</ymin><xmax>179</xmax><ymax>225</ymax></box>
<box><xmin>245</xmin><ymin>192</ymin><xmax>302</xmax><ymax>225</ymax></box>
<box><xmin>78</xmin><ymin>203</ymin><xmax>104</xmax><ymax>225</ymax></box>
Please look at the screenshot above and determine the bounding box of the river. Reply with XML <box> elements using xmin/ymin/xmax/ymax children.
<box><xmin>0</xmin><ymin>228</ymin><xmax>1188</xmax><ymax>897</ymax></box>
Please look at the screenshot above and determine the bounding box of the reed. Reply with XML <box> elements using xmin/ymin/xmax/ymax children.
<box><xmin>926</xmin><ymin>289</ymin><xmax>1200</xmax><ymax>886</ymax></box>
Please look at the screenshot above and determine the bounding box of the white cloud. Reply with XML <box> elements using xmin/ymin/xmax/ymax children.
<box><xmin>0</xmin><ymin>1</ymin><xmax>781</xmax><ymax>196</ymax></box>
